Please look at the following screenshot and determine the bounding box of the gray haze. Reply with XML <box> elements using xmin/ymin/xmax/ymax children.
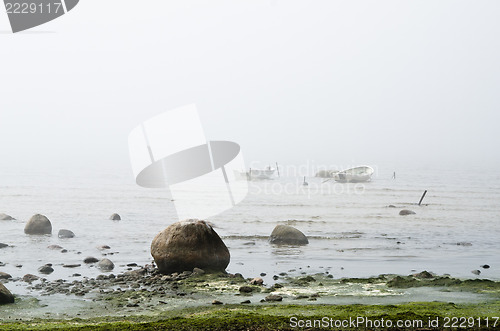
<box><xmin>1</xmin><ymin>0</ymin><xmax>500</xmax><ymax>175</ymax></box>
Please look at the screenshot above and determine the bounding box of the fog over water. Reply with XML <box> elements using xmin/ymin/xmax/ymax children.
<box><xmin>1</xmin><ymin>0</ymin><xmax>499</xmax><ymax>174</ymax></box>
<box><xmin>0</xmin><ymin>1</ymin><xmax>499</xmax><ymax>297</ymax></box>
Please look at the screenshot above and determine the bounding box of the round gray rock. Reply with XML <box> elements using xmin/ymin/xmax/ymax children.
<box><xmin>109</xmin><ymin>213</ymin><xmax>121</xmax><ymax>221</ymax></box>
<box><xmin>98</xmin><ymin>258</ymin><xmax>115</xmax><ymax>271</ymax></box>
<box><xmin>269</xmin><ymin>225</ymin><xmax>309</xmax><ymax>245</ymax></box>
<box><xmin>38</xmin><ymin>264</ymin><xmax>54</xmax><ymax>275</ymax></box>
<box><xmin>58</xmin><ymin>229</ymin><xmax>75</xmax><ymax>238</ymax></box>
<box><xmin>0</xmin><ymin>283</ymin><xmax>15</xmax><ymax>305</ymax></box>
<box><xmin>151</xmin><ymin>219</ymin><xmax>230</xmax><ymax>274</ymax></box>
<box><xmin>24</xmin><ymin>214</ymin><xmax>52</xmax><ymax>235</ymax></box>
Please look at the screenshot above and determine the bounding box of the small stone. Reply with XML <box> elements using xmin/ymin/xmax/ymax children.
<box><xmin>241</xmin><ymin>300</ymin><xmax>251</xmax><ymax>304</ymax></box>
<box><xmin>98</xmin><ymin>259</ymin><xmax>115</xmax><ymax>271</ymax></box>
<box><xmin>250</xmin><ymin>277</ymin><xmax>264</xmax><ymax>285</ymax></box>
<box><xmin>84</xmin><ymin>257</ymin><xmax>99</xmax><ymax>264</ymax></box>
<box><xmin>260</xmin><ymin>273</ymin><xmax>266</xmax><ymax>277</ymax></box>
<box><xmin>192</xmin><ymin>267</ymin><xmax>205</xmax><ymax>275</ymax></box>
<box><xmin>127</xmin><ymin>263</ymin><xmax>138</xmax><ymax>267</ymax></box>
<box><xmin>63</xmin><ymin>264</ymin><xmax>81</xmax><ymax>268</ymax></box>
<box><xmin>38</xmin><ymin>265</ymin><xmax>54</xmax><ymax>275</ymax></box>
<box><xmin>47</xmin><ymin>245</ymin><xmax>63</xmax><ymax>250</ymax></box>
<box><xmin>273</xmin><ymin>275</ymin><xmax>279</xmax><ymax>280</ymax></box>
<box><xmin>0</xmin><ymin>243</ymin><xmax>8</xmax><ymax>249</ymax></box>
<box><xmin>399</xmin><ymin>209</ymin><xmax>416</xmax><ymax>216</ymax></box>
<box><xmin>0</xmin><ymin>213</ymin><xmax>15</xmax><ymax>220</ymax></box>
<box><xmin>388</xmin><ymin>205</ymin><xmax>396</xmax><ymax>208</ymax></box>
<box><xmin>58</xmin><ymin>229</ymin><xmax>75</xmax><ymax>239</ymax></box>
<box><xmin>0</xmin><ymin>272</ymin><xmax>12</xmax><ymax>279</ymax></box>
<box><xmin>23</xmin><ymin>274</ymin><xmax>39</xmax><ymax>283</ymax></box>
<box><xmin>212</xmin><ymin>300</ymin><xmax>223</xmax><ymax>305</ymax></box>
<box><xmin>480</xmin><ymin>265</ymin><xmax>490</xmax><ymax>269</ymax></box>
<box><xmin>471</xmin><ymin>270</ymin><xmax>481</xmax><ymax>275</ymax></box>
<box><xmin>97</xmin><ymin>245</ymin><xmax>111</xmax><ymax>251</ymax></box>
<box><xmin>265</xmin><ymin>295</ymin><xmax>283</xmax><ymax>302</ymax></box>
<box><xmin>109</xmin><ymin>213</ymin><xmax>121</xmax><ymax>221</ymax></box>
<box><xmin>239</xmin><ymin>286</ymin><xmax>253</xmax><ymax>293</ymax></box>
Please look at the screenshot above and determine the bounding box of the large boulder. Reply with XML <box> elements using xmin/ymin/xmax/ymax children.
<box><xmin>151</xmin><ymin>219</ymin><xmax>230</xmax><ymax>274</ymax></box>
<box><xmin>269</xmin><ymin>225</ymin><xmax>309</xmax><ymax>245</ymax></box>
<box><xmin>24</xmin><ymin>214</ymin><xmax>52</xmax><ymax>235</ymax></box>
<box><xmin>0</xmin><ymin>213</ymin><xmax>15</xmax><ymax>220</ymax></box>
<box><xmin>0</xmin><ymin>283</ymin><xmax>15</xmax><ymax>305</ymax></box>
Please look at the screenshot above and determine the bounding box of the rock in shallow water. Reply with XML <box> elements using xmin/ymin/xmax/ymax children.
<box><xmin>0</xmin><ymin>283</ymin><xmax>15</xmax><ymax>305</ymax></box>
<box><xmin>38</xmin><ymin>264</ymin><xmax>54</xmax><ymax>275</ymax></box>
<box><xmin>399</xmin><ymin>209</ymin><xmax>416</xmax><ymax>216</ymax></box>
<box><xmin>0</xmin><ymin>213</ymin><xmax>15</xmax><ymax>220</ymax></box>
<box><xmin>269</xmin><ymin>225</ymin><xmax>308</xmax><ymax>245</ymax></box>
<box><xmin>58</xmin><ymin>229</ymin><xmax>75</xmax><ymax>238</ymax></box>
<box><xmin>24</xmin><ymin>214</ymin><xmax>52</xmax><ymax>235</ymax></box>
<box><xmin>98</xmin><ymin>258</ymin><xmax>115</xmax><ymax>271</ymax></box>
<box><xmin>0</xmin><ymin>243</ymin><xmax>8</xmax><ymax>249</ymax></box>
<box><xmin>109</xmin><ymin>213</ymin><xmax>121</xmax><ymax>221</ymax></box>
<box><xmin>265</xmin><ymin>295</ymin><xmax>283</xmax><ymax>302</ymax></box>
<box><xmin>0</xmin><ymin>272</ymin><xmax>12</xmax><ymax>280</ymax></box>
<box><xmin>83</xmin><ymin>257</ymin><xmax>99</xmax><ymax>264</ymax></box>
<box><xmin>151</xmin><ymin>219</ymin><xmax>230</xmax><ymax>274</ymax></box>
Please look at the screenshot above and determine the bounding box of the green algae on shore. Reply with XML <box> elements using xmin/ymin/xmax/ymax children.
<box><xmin>0</xmin><ymin>302</ymin><xmax>500</xmax><ymax>330</ymax></box>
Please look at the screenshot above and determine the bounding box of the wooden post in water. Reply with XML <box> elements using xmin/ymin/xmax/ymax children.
<box><xmin>418</xmin><ymin>190</ymin><xmax>427</xmax><ymax>205</ymax></box>
<box><xmin>276</xmin><ymin>162</ymin><xmax>280</xmax><ymax>177</ymax></box>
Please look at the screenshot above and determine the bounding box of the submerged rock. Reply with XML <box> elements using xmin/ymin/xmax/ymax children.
<box><xmin>98</xmin><ymin>258</ymin><xmax>115</xmax><ymax>271</ymax></box>
<box><xmin>471</xmin><ymin>270</ymin><xmax>481</xmax><ymax>275</ymax></box>
<box><xmin>269</xmin><ymin>225</ymin><xmax>309</xmax><ymax>245</ymax></box>
<box><xmin>47</xmin><ymin>245</ymin><xmax>64</xmax><ymax>250</ymax></box>
<box><xmin>399</xmin><ymin>209</ymin><xmax>416</xmax><ymax>216</ymax></box>
<box><xmin>151</xmin><ymin>219</ymin><xmax>230</xmax><ymax>274</ymax></box>
<box><xmin>58</xmin><ymin>229</ymin><xmax>75</xmax><ymax>238</ymax></box>
<box><xmin>0</xmin><ymin>283</ymin><xmax>15</xmax><ymax>305</ymax></box>
<box><xmin>24</xmin><ymin>214</ymin><xmax>52</xmax><ymax>235</ymax></box>
<box><xmin>481</xmin><ymin>264</ymin><xmax>490</xmax><ymax>269</ymax></box>
<box><xmin>0</xmin><ymin>213</ymin><xmax>15</xmax><ymax>220</ymax></box>
<box><xmin>109</xmin><ymin>213</ymin><xmax>121</xmax><ymax>221</ymax></box>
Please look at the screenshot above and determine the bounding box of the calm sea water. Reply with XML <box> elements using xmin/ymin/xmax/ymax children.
<box><xmin>1</xmin><ymin>164</ymin><xmax>499</xmax><ymax>297</ymax></box>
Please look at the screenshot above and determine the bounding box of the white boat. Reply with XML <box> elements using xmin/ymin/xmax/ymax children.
<box><xmin>334</xmin><ymin>166</ymin><xmax>374</xmax><ymax>183</ymax></box>
<box><xmin>235</xmin><ymin>166</ymin><xmax>277</xmax><ymax>180</ymax></box>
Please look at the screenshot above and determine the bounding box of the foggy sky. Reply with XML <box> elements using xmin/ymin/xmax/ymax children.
<box><xmin>1</xmin><ymin>0</ymin><xmax>499</xmax><ymax>175</ymax></box>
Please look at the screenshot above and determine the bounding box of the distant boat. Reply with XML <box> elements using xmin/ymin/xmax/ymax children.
<box><xmin>334</xmin><ymin>166</ymin><xmax>374</xmax><ymax>183</ymax></box>
<box><xmin>236</xmin><ymin>166</ymin><xmax>276</xmax><ymax>180</ymax></box>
